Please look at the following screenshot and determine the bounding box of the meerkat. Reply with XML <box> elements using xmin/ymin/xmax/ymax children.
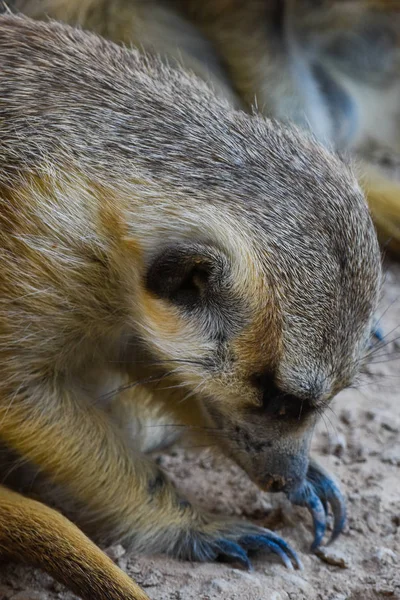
<box><xmin>0</xmin><ymin>13</ymin><xmax>382</xmax><ymax>600</ymax></box>
<box><xmin>12</xmin><ymin>0</ymin><xmax>400</xmax><ymax>254</ymax></box>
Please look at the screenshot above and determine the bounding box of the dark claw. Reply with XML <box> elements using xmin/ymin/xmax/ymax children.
<box><xmin>307</xmin><ymin>463</ymin><xmax>347</xmax><ymax>545</ymax></box>
<box><xmin>214</xmin><ymin>539</ymin><xmax>252</xmax><ymax>570</ymax></box>
<box><xmin>289</xmin><ymin>463</ymin><xmax>347</xmax><ymax>550</ymax></box>
<box><xmin>239</xmin><ymin>535</ymin><xmax>292</xmax><ymax>570</ymax></box>
<box><xmin>240</xmin><ymin>532</ymin><xmax>302</xmax><ymax>570</ymax></box>
<box><xmin>211</xmin><ymin>530</ymin><xmax>301</xmax><ymax>571</ymax></box>
<box><xmin>289</xmin><ymin>482</ymin><xmax>326</xmax><ymax>550</ymax></box>
<box><xmin>320</xmin><ymin>496</ymin><xmax>329</xmax><ymax>516</ymax></box>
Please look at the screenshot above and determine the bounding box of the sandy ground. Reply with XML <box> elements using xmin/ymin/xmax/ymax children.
<box><xmin>0</xmin><ymin>261</ymin><xmax>399</xmax><ymax>600</ymax></box>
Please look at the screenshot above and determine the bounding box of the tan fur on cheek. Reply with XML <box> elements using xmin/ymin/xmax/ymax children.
<box><xmin>141</xmin><ymin>290</ymin><xmax>183</xmax><ymax>337</ymax></box>
<box><xmin>135</xmin><ymin>288</ymin><xmax>213</xmax><ymax>370</ymax></box>
<box><xmin>231</xmin><ymin>276</ymin><xmax>282</xmax><ymax>382</ymax></box>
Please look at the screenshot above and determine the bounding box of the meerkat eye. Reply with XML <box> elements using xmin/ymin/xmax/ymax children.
<box><xmin>145</xmin><ymin>245</ymin><xmax>217</xmax><ymax>307</ymax></box>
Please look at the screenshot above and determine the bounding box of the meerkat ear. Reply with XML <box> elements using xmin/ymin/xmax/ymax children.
<box><xmin>145</xmin><ymin>244</ymin><xmax>221</xmax><ymax>307</ymax></box>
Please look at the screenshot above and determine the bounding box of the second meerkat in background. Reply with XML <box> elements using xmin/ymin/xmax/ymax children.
<box><xmin>13</xmin><ymin>0</ymin><xmax>400</xmax><ymax>254</ymax></box>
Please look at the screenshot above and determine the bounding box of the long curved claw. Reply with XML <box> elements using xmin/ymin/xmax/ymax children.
<box><xmin>210</xmin><ymin>529</ymin><xmax>301</xmax><ymax>570</ymax></box>
<box><xmin>240</xmin><ymin>534</ymin><xmax>294</xmax><ymax>570</ymax></box>
<box><xmin>290</xmin><ymin>482</ymin><xmax>327</xmax><ymax>550</ymax></box>
<box><xmin>214</xmin><ymin>539</ymin><xmax>252</xmax><ymax>570</ymax></box>
<box><xmin>289</xmin><ymin>462</ymin><xmax>347</xmax><ymax>550</ymax></box>
<box><xmin>251</xmin><ymin>530</ymin><xmax>304</xmax><ymax>570</ymax></box>
<box><xmin>307</xmin><ymin>463</ymin><xmax>347</xmax><ymax>545</ymax></box>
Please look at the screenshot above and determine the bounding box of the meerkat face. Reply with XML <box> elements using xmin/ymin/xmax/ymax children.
<box><xmin>132</xmin><ymin>143</ymin><xmax>381</xmax><ymax>495</ymax></box>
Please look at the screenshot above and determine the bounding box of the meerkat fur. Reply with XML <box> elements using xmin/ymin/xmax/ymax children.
<box><xmin>13</xmin><ymin>0</ymin><xmax>400</xmax><ymax>253</ymax></box>
<box><xmin>0</xmin><ymin>13</ymin><xmax>382</xmax><ymax>600</ymax></box>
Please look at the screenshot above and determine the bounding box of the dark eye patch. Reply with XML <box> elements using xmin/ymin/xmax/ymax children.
<box><xmin>145</xmin><ymin>244</ymin><xmax>245</xmax><ymax>341</ymax></box>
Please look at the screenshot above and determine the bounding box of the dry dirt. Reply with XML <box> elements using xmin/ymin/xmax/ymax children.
<box><xmin>1</xmin><ymin>262</ymin><xmax>399</xmax><ymax>600</ymax></box>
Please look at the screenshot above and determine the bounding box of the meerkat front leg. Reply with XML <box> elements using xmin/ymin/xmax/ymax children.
<box><xmin>0</xmin><ymin>383</ymin><xmax>301</xmax><ymax>569</ymax></box>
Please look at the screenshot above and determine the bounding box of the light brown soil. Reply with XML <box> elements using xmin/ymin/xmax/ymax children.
<box><xmin>1</xmin><ymin>262</ymin><xmax>399</xmax><ymax>600</ymax></box>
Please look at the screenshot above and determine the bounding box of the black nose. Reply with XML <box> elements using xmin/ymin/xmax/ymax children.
<box><xmin>252</xmin><ymin>373</ymin><xmax>315</xmax><ymax>420</ymax></box>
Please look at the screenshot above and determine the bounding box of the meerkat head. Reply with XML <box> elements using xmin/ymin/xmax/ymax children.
<box><xmin>127</xmin><ymin>114</ymin><xmax>382</xmax><ymax>495</ymax></box>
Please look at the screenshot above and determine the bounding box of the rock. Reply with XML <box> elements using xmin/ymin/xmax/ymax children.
<box><xmin>366</xmin><ymin>514</ymin><xmax>379</xmax><ymax>532</ymax></box>
<box><xmin>349</xmin><ymin>442</ymin><xmax>367</xmax><ymax>463</ymax></box>
<box><xmin>340</xmin><ymin>409</ymin><xmax>355</xmax><ymax>426</ymax></box>
<box><xmin>392</xmin><ymin>515</ymin><xmax>400</xmax><ymax>527</ymax></box>
<box><xmin>315</xmin><ymin>547</ymin><xmax>351</xmax><ymax>568</ymax></box>
<box><xmin>208</xmin><ymin>579</ymin><xmax>231</xmax><ymax>593</ymax></box>
<box><xmin>374</xmin><ymin>584</ymin><xmax>396</xmax><ymax>596</ymax></box>
<box><xmin>381</xmin><ymin>447</ymin><xmax>400</xmax><ymax>466</ymax></box>
<box><xmin>381</xmin><ymin>416</ymin><xmax>400</xmax><ymax>433</ymax></box>
<box><xmin>365</xmin><ymin>410</ymin><xmax>378</xmax><ymax>421</ymax></box>
<box><xmin>140</xmin><ymin>570</ymin><xmax>164</xmax><ymax>588</ymax></box>
<box><xmin>329</xmin><ymin>432</ymin><xmax>347</xmax><ymax>458</ymax></box>
<box><xmin>373</xmin><ymin>547</ymin><xmax>398</xmax><ymax>565</ymax></box>
<box><xmin>104</xmin><ymin>544</ymin><xmax>126</xmax><ymax>562</ymax></box>
<box><xmin>269</xmin><ymin>592</ymin><xmax>289</xmax><ymax>600</ymax></box>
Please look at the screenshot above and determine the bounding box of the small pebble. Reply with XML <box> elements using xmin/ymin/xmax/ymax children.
<box><xmin>381</xmin><ymin>447</ymin><xmax>400</xmax><ymax>466</ymax></box>
<box><xmin>315</xmin><ymin>547</ymin><xmax>351</xmax><ymax>568</ymax></box>
<box><xmin>374</xmin><ymin>584</ymin><xmax>396</xmax><ymax>596</ymax></box>
<box><xmin>340</xmin><ymin>409</ymin><xmax>354</xmax><ymax>426</ymax></box>
<box><xmin>208</xmin><ymin>579</ymin><xmax>230</xmax><ymax>593</ymax></box>
<box><xmin>104</xmin><ymin>544</ymin><xmax>126</xmax><ymax>562</ymax></box>
<box><xmin>381</xmin><ymin>416</ymin><xmax>400</xmax><ymax>433</ymax></box>
<box><xmin>366</xmin><ymin>514</ymin><xmax>378</xmax><ymax>532</ymax></box>
<box><xmin>270</xmin><ymin>592</ymin><xmax>289</xmax><ymax>600</ymax></box>
<box><xmin>329</xmin><ymin>432</ymin><xmax>347</xmax><ymax>458</ymax></box>
<box><xmin>373</xmin><ymin>547</ymin><xmax>398</xmax><ymax>565</ymax></box>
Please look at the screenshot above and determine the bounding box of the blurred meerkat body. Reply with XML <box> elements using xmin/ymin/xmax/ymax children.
<box><xmin>0</xmin><ymin>13</ymin><xmax>382</xmax><ymax>600</ymax></box>
<box><xmin>14</xmin><ymin>0</ymin><xmax>400</xmax><ymax>252</ymax></box>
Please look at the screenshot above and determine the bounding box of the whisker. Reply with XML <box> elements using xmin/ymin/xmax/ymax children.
<box><xmin>98</xmin><ymin>371</ymin><xmax>176</xmax><ymax>402</ymax></box>
<box><xmin>372</xmin><ymin>296</ymin><xmax>399</xmax><ymax>333</ymax></box>
<box><xmin>360</xmin><ymin>372</ymin><xmax>400</xmax><ymax>379</ymax></box>
<box><xmin>109</xmin><ymin>358</ymin><xmax>208</xmax><ymax>367</ymax></box>
<box><xmin>365</xmin><ymin>328</ymin><xmax>400</xmax><ymax>358</ymax></box>
<box><xmin>367</xmin><ymin>356</ymin><xmax>400</xmax><ymax>365</ymax></box>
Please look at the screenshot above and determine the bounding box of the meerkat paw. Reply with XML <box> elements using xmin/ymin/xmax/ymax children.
<box><xmin>171</xmin><ymin>517</ymin><xmax>303</xmax><ymax>570</ymax></box>
<box><xmin>288</xmin><ymin>459</ymin><xmax>346</xmax><ymax>551</ymax></box>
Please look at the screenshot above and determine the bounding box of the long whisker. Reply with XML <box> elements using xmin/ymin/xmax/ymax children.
<box><xmin>108</xmin><ymin>358</ymin><xmax>208</xmax><ymax>367</ymax></box>
<box><xmin>366</xmin><ymin>356</ymin><xmax>400</xmax><ymax>365</ymax></box>
<box><xmin>98</xmin><ymin>371</ymin><xmax>176</xmax><ymax>402</ymax></box>
<box><xmin>372</xmin><ymin>296</ymin><xmax>399</xmax><ymax>333</ymax></box>
<box><xmin>365</xmin><ymin>328</ymin><xmax>400</xmax><ymax>358</ymax></box>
